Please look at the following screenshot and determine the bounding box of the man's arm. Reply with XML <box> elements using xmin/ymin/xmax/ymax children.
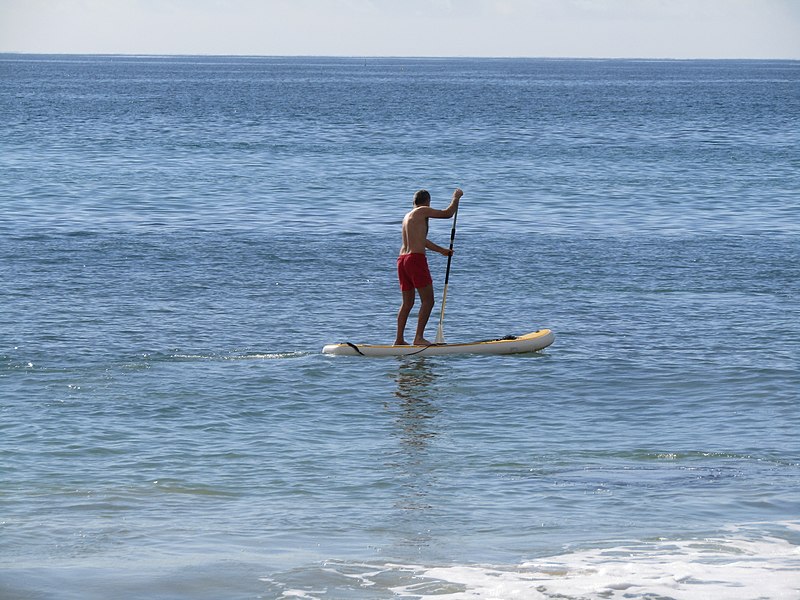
<box><xmin>419</xmin><ymin>188</ymin><xmax>463</xmax><ymax>219</ymax></box>
<box><xmin>425</xmin><ymin>239</ymin><xmax>452</xmax><ymax>256</ymax></box>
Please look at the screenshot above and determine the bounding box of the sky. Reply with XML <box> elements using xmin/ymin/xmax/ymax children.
<box><xmin>1</xmin><ymin>0</ymin><xmax>798</xmax><ymax>59</ymax></box>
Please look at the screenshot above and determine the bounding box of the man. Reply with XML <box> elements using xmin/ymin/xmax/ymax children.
<box><xmin>395</xmin><ymin>188</ymin><xmax>463</xmax><ymax>346</ymax></box>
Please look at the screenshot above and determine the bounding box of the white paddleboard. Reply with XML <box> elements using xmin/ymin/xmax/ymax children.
<box><xmin>322</xmin><ymin>329</ymin><xmax>554</xmax><ymax>357</ymax></box>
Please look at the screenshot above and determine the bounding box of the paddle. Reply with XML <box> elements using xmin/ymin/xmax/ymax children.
<box><xmin>435</xmin><ymin>203</ymin><xmax>459</xmax><ymax>344</ymax></box>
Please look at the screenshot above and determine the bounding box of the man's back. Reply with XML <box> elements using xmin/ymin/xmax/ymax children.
<box><xmin>400</xmin><ymin>207</ymin><xmax>429</xmax><ymax>254</ymax></box>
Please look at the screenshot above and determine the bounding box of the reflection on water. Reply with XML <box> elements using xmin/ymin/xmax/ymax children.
<box><xmin>393</xmin><ymin>358</ymin><xmax>441</xmax><ymax>453</ymax></box>
<box><xmin>384</xmin><ymin>358</ymin><xmax>444</xmax><ymax>552</ymax></box>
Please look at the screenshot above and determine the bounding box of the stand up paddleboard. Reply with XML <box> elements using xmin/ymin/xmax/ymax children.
<box><xmin>323</xmin><ymin>193</ymin><xmax>554</xmax><ymax>358</ymax></box>
<box><xmin>322</xmin><ymin>329</ymin><xmax>554</xmax><ymax>357</ymax></box>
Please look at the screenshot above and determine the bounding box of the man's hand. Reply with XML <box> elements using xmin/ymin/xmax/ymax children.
<box><xmin>453</xmin><ymin>188</ymin><xmax>464</xmax><ymax>200</ymax></box>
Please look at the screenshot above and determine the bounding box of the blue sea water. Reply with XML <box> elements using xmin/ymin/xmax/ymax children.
<box><xmin>1</xmin><ymin>55</ymin><xmax>799</xmax><ymax>599</ymax></box>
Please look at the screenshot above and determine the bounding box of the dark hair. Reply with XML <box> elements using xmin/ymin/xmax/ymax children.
<box><xmin>413</xmin><ymin>189</ymin><xmax>431</xmax><ymax>206</ymax></box>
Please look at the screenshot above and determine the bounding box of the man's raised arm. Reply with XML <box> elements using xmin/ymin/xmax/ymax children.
<box><xmin>422</xmin><ymin>188</ymin><xmax>463</xmax><ymax>219</ymax></box>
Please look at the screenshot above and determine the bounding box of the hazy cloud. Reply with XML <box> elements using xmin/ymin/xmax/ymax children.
<box><xmin>0</xmin><ymin>0</ymin><xmax>797</xmax><ymax>57</ymax></box>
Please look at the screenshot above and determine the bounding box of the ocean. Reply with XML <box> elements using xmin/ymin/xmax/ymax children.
<box><xmin>1</xmin><ymin>55</ymin><xmax>798</xmax><ymax>599</ymax></box>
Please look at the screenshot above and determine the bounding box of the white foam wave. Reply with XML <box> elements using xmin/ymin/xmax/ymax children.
<box><xmin>395</xmin><ymin>525</ymin><xmax>800</xmax><ymax>599</ymax></box>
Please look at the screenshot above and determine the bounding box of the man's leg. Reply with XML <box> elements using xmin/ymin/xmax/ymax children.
<box><xmin>414</xmin><ymin>284</ymin><xmax>435</xmax><ymax>345</ymax></box>
<box><xmin>395</xmin><ymin>288</ymin><xmax>415</xmax><ymax>345</ymax></box>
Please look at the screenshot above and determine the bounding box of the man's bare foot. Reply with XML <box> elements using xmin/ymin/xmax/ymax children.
<box><xmin>413</xmin><ymin>338</ymin><xmax>433</xmax><ymax>346</ymax></box>
<box><xmin>393</xmin><ymin>339</ymin><xmax>408</xmax><ymax>346</ymax></box>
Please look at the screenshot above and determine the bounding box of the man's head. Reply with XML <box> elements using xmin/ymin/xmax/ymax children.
<box><xmin>413</xmin><ymin>189</ymin><xmax>431</xmax><ymax>206</ymax></box>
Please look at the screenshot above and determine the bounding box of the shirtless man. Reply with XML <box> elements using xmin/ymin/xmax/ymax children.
<box><xmin>395</xmin><ymin>188</ymin><xmax>463</xmax><ymax>346</ymax></box>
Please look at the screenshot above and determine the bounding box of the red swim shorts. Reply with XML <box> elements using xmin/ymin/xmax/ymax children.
<box><xmin>397</xmin><ymin>252</ymin><xmax>433</xmax><ymax>291</ymax></box>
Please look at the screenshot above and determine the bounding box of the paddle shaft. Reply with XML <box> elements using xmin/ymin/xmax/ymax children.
<box><xmin>435</xmin><ymin>205</ymin><xmax>459</xmax><ymax>342</ymax></box>
<box><xmin>442</xmin><ymin>206</ymin><xmax>458</xmax><ymax>286</ymax></box>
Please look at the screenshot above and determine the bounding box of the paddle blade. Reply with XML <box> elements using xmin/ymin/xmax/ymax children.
<box><xmin>435</xmin><ymin>324</ymin><xmax>445</xmax><ymax>344</ymax></box>
<box><xmin>435</xmin><ymin>282</ymin><xmax>450</xmax><ymax>345</ymax></box>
